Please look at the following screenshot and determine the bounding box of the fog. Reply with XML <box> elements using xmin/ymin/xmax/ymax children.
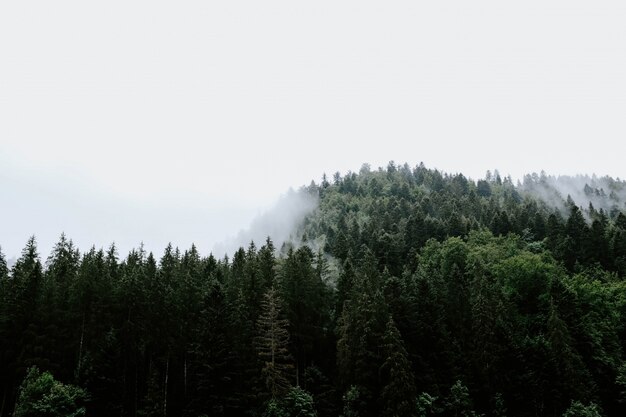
<box><xmin>0</xmin><ymin>159</ymin><xmax>269</xmax><ymax>260</ymax></box>
<box><xmin>520</xmin><ymin>172</ymin><xmax>626</xmax><ymax>216</ymax></box>
<box><xmin>0</xmin><ymin>153</ymin><xmax>319</xmax><ymax>261</ymax></box>
<box><xmin>2</xmin><ymin>1</ymin><xmax>626</xmax><ymax>261</ymax></box>
<box><xmin>212</xmin><ymin>189</ymin><xmax>318</xmax><ymax>258</ymax></box>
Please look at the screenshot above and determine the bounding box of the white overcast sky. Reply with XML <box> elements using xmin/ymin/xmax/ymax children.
<box><xmin>1</xmin><ymin>1</ymin><xmax>626</xmax><ymax>259</ymax></box>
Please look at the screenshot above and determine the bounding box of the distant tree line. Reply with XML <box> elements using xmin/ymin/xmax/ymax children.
<box><xmin>1</xmin><ymin>162</ymin><xmax>625</xmax><ymax>417</ymax></box>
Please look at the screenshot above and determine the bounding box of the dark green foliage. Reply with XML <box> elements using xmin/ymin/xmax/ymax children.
<box><xmin>264</xmin><ymin>399</ymin><xmax>288</xmax><ymax>417</ymax></box>
<box><xmin>256</xmin><ymin>288</ymin><xmax>294</xmax><ymax>399</ymax></box>
<box><xmin>617</xmin><ymin>363</ymin><xmax>626</xmax><ymax>405</ymax></box>
<box><xmin>416</xmin><ymin>392</ymin><xmax>438</xmax><ymax>417</ymax></box>
<box><xmin>279</xmin><ymin>247</ymin><xmax>331</xmax><ymax>385</ymax></box>
<box><xmin>444</xmin><ymin>380</ymin><xmax>476</xmax><ymax>417</ymax></box>
<box><xmin>262</xmin><ymin>386</ymin><xmax>317</xmax><ymax>417</ymax></box>
<box><xmin>336</xmin><ymin>266</ymin><xmax>388</xmax><ymax>416</ymax></box>
<box><xmin>1</xmin><ymin>163</ymin><xmax>626</xmax><ymax>417</ymax></box>
<box><xmin>341</xmin><ymin>386</ymin><xmax>367</xmax><ymax>417</ymax></box>
<box><xmin>562</xmin><ymin>401</ymin><xmax>603</xmax><ymax>417</ymax></box>
<box><xmin>379</xmin><ymin>317</ymin><xmax>417</xmax><ymax>417</ymax></box>
<box><xmin>282</xmin><ymin>386</ymin><xmax>317</xmax><ymax>417</ymax></box>
<box><xmin>14</xmin><ymin>367</ymin><xmax>87</xmax><ymax>417</ymax></box>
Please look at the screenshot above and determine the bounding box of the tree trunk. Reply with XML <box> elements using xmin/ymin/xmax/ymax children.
<box><xmin>135</xmin><ymin>362</ymin><xmax>138</xmax><ymax>417</ymax></box>
<box><xmin>76</xmin><ymin>312</ymin><xmax>85</xmax><ymax>379</ymax></box>
<box><xmin>184</xmin><ymin>355</ymin><xmax>187</xmax><ymax>399</ymax></box>
<box><xmin>295</xmin><ymin>346</ymin><xmax>300</xmax><ymax>387</ymax></box>
<box><xmin>0</xmin><ymin>388</ymin><xmax>6</xmax><ymax>417</ymax></box>
<box><xmin>164</xmin><ymin>356</ymin><xmax>169</xmax><ymax>417</ymax></box>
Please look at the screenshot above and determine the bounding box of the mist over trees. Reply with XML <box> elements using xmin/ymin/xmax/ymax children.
<box><xmin>1</xmin><ymin>162</ymin><xmax>626</xmax><ymax>417</ymax></box>
<box><xmin>212</xmin><ymin>190</ymin><xmax>318</xmax><ymax>258</ymax></box>
<box><xmin>519</xmin><ymin>171</ymin><xmax>626</xmax><ymax>217</ymax></box>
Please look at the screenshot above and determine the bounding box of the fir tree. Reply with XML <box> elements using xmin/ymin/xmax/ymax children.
<box><xmin>379</xmin><ymin>316</ymin><xmax>417</xmax><ymax>417</ymax></box>
<box><xmin>256</xmin><ymin>288</ymin><xmax>294</xmax><ymax>399</ymax></box>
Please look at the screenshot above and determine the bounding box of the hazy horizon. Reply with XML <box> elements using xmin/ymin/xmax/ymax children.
<box><xmin>2</xmin><ymin>1</ymin><xmax>626</xmax><ymax>259</ymax></box>
<box><xmin>3</xmin><ymin>161</ymin><xmax>625</xmax><ymax>261</ymax></box>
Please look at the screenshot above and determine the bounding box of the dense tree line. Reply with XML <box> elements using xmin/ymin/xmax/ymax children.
<box><xmin>1</xmin><ymin>162</ymin><xmax>625</xmax><ymax>417</ymax></box>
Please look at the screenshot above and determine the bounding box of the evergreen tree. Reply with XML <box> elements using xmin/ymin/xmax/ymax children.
<box><xmin>379</xmin><ymin>316</ymin><xmax>417</xmax><ymax>417</ymax></box>
<box><xmin>0</xmin><ymin>247</ymin><xmax>10</xmax><ymax>417</ymax></box>
<box><xmin>13</xmin><ymin>367</ymin><xmax>87</xmax><ymax>417</ymax></box>
<box><xmin>256</xmin><ymin>288</ymin><xmax>294</xmax><ymax>399</ymax></box>
<box><xmin>1</xmin><ymin>163</ymin><xmax>626</xmax><ymax>417</ymax></box>
<box><xmin>444</xmin><ymin>380</ymin><xmax>475</xmax><ymax>417</ymax></box>
<box><xmin>562</xmin><ymin>401</ymin><xmax>603</xmax><ymax>417</ymax></box>
<box><xmin>337</xmin><ymin>269</ymin><xmax>388</xmax><ymax>417</ymax></box>
<box><xmin>43</xmin><ymin>234</ymin><xmax>81</xmax><ymax>380</ymax></box>
<box><xmin>0</xmin><ymin>246</ymin><xmax>8</xmax><ymax>285</ymax></box>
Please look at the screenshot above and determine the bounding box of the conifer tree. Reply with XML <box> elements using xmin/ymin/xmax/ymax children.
<box><xmin>445</xmin><ymin>380</ymin><xmax>475</xmax><ymax>417</ymax></box>
<box><xmin>337</xmin><ymin>272</ymin><xmax>388</xmax><ymax>417</ymax></box>
<box><xmin>43</xmin><ymin>234</ymin><xmax>81</xmax><ymax>380</ymax></box>
<box><xmin>0</xmin><ymin>247</ymin><xmax>10</xmax><ymax>417</ymax></box>
<box><xmin>258</xmin><ymin>238</ymin><xmax>277</xmax><ymax>288</ymax></box>
<box><xmin>6</xmin><ymin>237</ymin><xmax>45</xmax><ymax>384</ymax></box>
<box><xmin>185</xmin><ymin>277</ymin><xmax>232</xmax><ymax>416</ymax></box>
<box><xmin>10</xmin><ymin>237</ymin><xmax>43</xmax><ymax>320</ymax></box>
<box><xmin>13</xmin><ymin>366</ymin><xmax>87</xmax><ymax>417</ymax></box>
<box><xmin>256</xmin><ymin>287</ymin><xmax>293</xmax><ymax>399</ymax></box>
<box><xmin>0</xmin><ymin>247</ymin><xmax>8</xmax><ymax>285</ymax></box>
<box><xmin>1</xmin><ymin>163</ymin><xmax>626</xmax><ymax>417</ymax></box>
<box><xmin>379</xmin><ymin>316</ymin><xmax>417</xmax><ymax>417</ymax></box>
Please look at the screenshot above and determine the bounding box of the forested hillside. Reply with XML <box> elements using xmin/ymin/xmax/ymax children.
<box><xmin>1</xmin><ymin>162</ymin><xmax>626</xmax><ymax>417</ymax></box>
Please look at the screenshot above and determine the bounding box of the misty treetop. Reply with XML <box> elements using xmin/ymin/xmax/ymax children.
<box><xmin>1</xmin><ymin>162</ymin><xmax>626</xmax><ymax>417</ymax></box>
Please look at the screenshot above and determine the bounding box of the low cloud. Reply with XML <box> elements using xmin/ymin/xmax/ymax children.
<box><xmin>520</xmin><ymin>172</ymin><xmax>626</xmax><ymax>216</ymax></box>
<box><xmin>212</xmin><ymin>188</ymin><xmax>318</xmax><ymax>258</ymax></box>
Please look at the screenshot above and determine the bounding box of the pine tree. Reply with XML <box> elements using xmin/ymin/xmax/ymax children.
<box><xmin>337</xmin><ymin>274</ymin><xmax>388</xmax><ymax>417</ymax></box>
<box><xmin>280</xmin><ymin>246</ymin><xmax>329</xmax><ymax>383</ymax></box>
<box><xmin>45</xmin><ymin>233</ymin><xmax>80</xmax><ymax>310</ymax></box>
<box><xmin>13</xmin><ymin>366</ymin><xmax>87</xmax><ymax>417</ymax></box>
<box><xmin>10</xmin><ymin>237</ymin><xmax>43</xmax><ymax>320</ymax></box>
<box><xmin>379</xmin><ymin>316</ymin><xmax>417</xmax><ymax>417</ymax></box>
<box><xmin>0</xmin><ymin>247</ymin><xmax>8</xmax><ymax>285</ymax></box>
<box><xmin>258</xmin><ymin>238</ymin><xmax>277</xmax><ymax>289</ymax></box>
<box><xmin>445</xmin><ymin>380</ymin><xmax>475</xmax><ymax>417</ymax></box>
<box><xmin>185</xmin><ymin>277</ymin><xmax>232</xmax><ymax>417</ymax></box>
<box><xmin>43</xmin><ymin>234</ymin><xmax>81</xmax><ymax>380</ymax></box>
<box><xmin>562</xmin><ymin>401</ymin><xmax>602</xmax><ymax>417</ymax></box>
<box><xmin>6</xmin><ymin>237</ymin><xmax>45</xmax><ymax>385</ymax></box>
<box><xmin>256</xmin><ymin>288</ymin><xmax>293</xmax><ymax>399</ymax></box>
<box><xmin>117</xmin><ymin>247</ymin><xmax>147</xmax><ymax>417</ymax></box>
<box><xmin>564</xmin><ymin>204</ymin><xmax>590</xmax><ymax>269</ymax></box>
<box><xmin>0</xmin><ymin>247</ymin><xmax>10</xmax><ymax>417</ymax></box>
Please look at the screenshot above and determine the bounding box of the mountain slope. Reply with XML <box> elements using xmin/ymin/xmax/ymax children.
<box><xmin>1</xmin><ymin>162</ymin><xmax>625</xmax><ymax>417</ymax></box>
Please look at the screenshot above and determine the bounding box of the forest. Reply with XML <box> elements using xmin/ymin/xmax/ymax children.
<box><xmin>1</xmin><ymin>162</ymin><xmax>626</xmax><ymax>417</ymax></box>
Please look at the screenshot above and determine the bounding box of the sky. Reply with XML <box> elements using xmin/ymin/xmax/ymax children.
<box><xmin>1</xmin><ymin>1</ymin><xmax>626</xmax><ymax>259</ymax></box>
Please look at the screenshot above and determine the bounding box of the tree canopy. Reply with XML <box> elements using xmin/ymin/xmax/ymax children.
<box><xmin>1</xmin><ymin>162</ymin><xmax>625</xmax><ymax>417</ymax></box>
